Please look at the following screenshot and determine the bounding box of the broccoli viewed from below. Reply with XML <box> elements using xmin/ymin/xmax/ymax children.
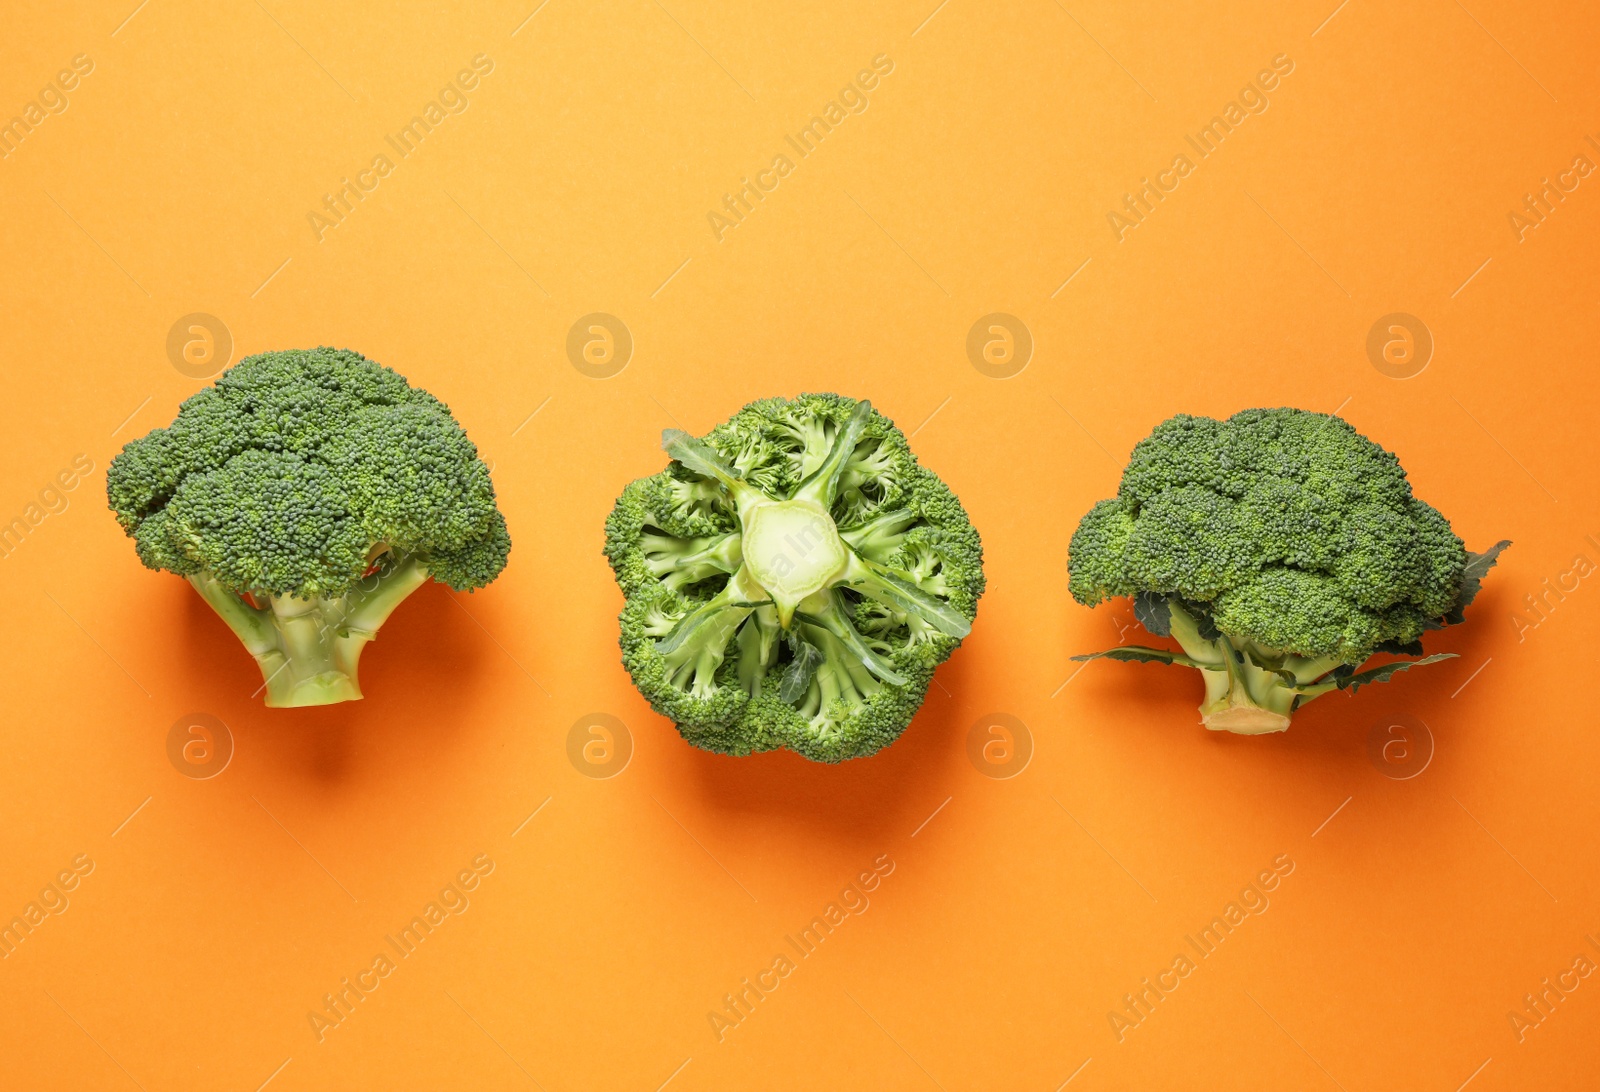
<box><xmin>107</xmin><ymin>348</ymin><xmax>510</xmax><ymax>708</ymax></box>
<box><xmin>605</xmin><ymin>394</ymin><xmax>984</xmax><ymax>762</ymax></box>
<box><xmin>1068</xmin><ymin>408</ymin><xmax>1507</xmax><ymax>734</ymax></box>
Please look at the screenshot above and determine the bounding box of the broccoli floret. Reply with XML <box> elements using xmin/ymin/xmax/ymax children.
<box><xmin>106</xmin><ymin>347</ymin><xmax>510</xmax><ymax>707</ymax></box>
<box><xmin>605</xmin><ymin>394</ymin><xmax>984</xmax><ymax>762</ymax></box>
<box><xmin>1068</xmin><ymin>408</ymin><xmax>1507</xmax><ymax>734</ymax></box>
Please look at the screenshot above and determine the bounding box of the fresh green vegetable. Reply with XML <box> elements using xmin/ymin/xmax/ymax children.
<box><xmin>605</xmin><ymin>394</ymin><xmax>983</xmax><ymax>762</ymax></box>
<box><xmin>106</xmin><ymin>347</ymin><xmax>510</xmax><ymax>707</ymax></box>
<box><xmin>1068</xmin><ymin>408</ymin><xmax>1507</xmax><ymax>734</ymax></box>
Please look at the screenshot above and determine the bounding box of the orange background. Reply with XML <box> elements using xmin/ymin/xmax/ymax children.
<box><xmin>2</xmin><ymin>1</ymin><xmax>1598</xmax><ymax>1088</ymax></box>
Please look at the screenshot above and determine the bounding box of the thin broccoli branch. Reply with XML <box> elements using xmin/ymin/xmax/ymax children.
<box><xmin>794</xmin><ymin>399</ymin><xmax>872</xmax><ymax>509</ymax></box>
<box><xmin>792</xmin><ymin>623</ymin><xmax>882</xmax><ymax>733</ymax></box>
<box><xmin>839</xmin><ymin>508</ymin><xmax>919</xmax><ymax>560</ymax></box>
<box><xmin>734</xmin><ymin>605</ymin><xmax>781</xmax><ymax>697</ymax></box>
<box><xmin>794</xmin><ymin>590</ymin><xmax>908</xmax><ymax>687</ymax></box>
<box><xmin>640</xmin><ymin>530</ymin><xmax>743</xmax><ymax>590</ymax></box>
<box><xmin>841</xmin><ymin>551</ymin><xmax>971</xmax><ymax>639</ymax></box>
<box><xmin>661</xmin><ymin>429</ymin><xmax>766</xmax><ymax>521</ymax></box>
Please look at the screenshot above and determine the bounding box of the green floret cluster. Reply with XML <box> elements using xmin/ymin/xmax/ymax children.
<box><xmin>107</xmin><ymin>347</ymin><xmax>510</xmax><ymax>707</ymax></box>
<box><xmin>1068</xmin><ymin>408</ymin><xmax>1506</xmax><ymax>734</ymax></box>
<box><xmin>605</xmin><ymin>393</ymin><xmax>984</xmax><ymax>762</ymax></box>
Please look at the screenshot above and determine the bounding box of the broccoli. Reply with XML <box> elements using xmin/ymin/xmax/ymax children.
<box><xmin>1068</xmin><ymin>408</ymin><xmax>1507</xmax><ymax>734</ymax></box>
<box><xmin>106</xmin><ymin>347</ymin><xmax>510</xmax><ymax>708</ymax></box>
<box><xmin>604</xmin><ymin>394</ymin><xmax>984</xmax><ymax>762</ymax></box>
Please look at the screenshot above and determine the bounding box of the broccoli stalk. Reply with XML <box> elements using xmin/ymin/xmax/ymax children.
<box><xmin>1168</xmin><ymin>599</ymin><xmax>1302</xmax><ymax>734</ymax></box>
<box><xmin>1079</xmin><ymin>594</ymin><xmax>1462</xmax><ymax>734</ymax></box>
<box><xmin>1068</xmin><ymin>408</ymin><xmax>1507</xmax><ymax>734</ymax></box>
<box><xmin>107</xmin><ymin>348</ymin><xmax>511</xmax><ymax>708</ymax></box>
<box><xmin>185</xmin><ymin>554</ymin><xmax>429</xmax><ymax>707</ymax></box>
<box><xmin>605</xmin><ymin>393</ymin><xmax>984</xmax><ymax>762</ymax></box>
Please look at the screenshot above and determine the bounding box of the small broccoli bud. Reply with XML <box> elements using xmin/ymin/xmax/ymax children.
<box><xmin>1069</xmin><ymin>408</ymin><xmax>1505</xmax><ymax>734</ymax></box>
<box><xmin>106</xmin><ymin>348</ymin><xmax>511</xmax><ymax>707</ymax></box>
<box><xmin>604</xmin><ymin>393</ymin><xmax>984</xmax><ymax>762</ymax></box>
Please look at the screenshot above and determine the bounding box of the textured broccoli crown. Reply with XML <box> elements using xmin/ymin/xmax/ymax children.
<box><xmin>605</xmin><ymin>393</ymin><xmax>984</xmax><ymax>763</ymax></box>
<box><xmin>107</xmin><ymin>347</ymin><xmax>510</xmax><ymax>597</ymax></box>
<box><xmin>105</xmin><ymin>347</ymin><xmax>510</xmax><ymax>708</ymax></box>
<box><xmin>1069</xmin><ymin>408</ymin><xmax>1469</xmax><ymax>661</ymax></box>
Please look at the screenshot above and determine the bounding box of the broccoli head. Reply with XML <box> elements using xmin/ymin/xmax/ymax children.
<box><xmin>1068</xmin><ymin>408</ymin><xmax>1507</xmax><ymax>734</ymax></box>
<box><xmin>605</xmin><ymin>394</ymin><xmax>984</xmax><ymax>762</ymax></box>
<box><xmin>107</xmin><ymin>347</ymin><xmax>510</xmax><ymax>707</ymax></box>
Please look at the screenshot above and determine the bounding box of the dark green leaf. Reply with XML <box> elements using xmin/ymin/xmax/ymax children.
<box><xmin>1242</xmin><ymin>649</ymin><xmax>1299</xmax><ymax>688</ymax></box>
<box><xmin>1186</xmin><ymin>602</ymin><xmax>1222</xmax><ymax>641</ymax></box>
<box><xmin>1337</xmin><ymin>652</ymin><xmax>1457</xmax><ymax>694</ymax></box>
<box><xmin>1433</xmin><ymin>539</ymin><xmax>1510</xmax><ymax>627</ymax></box>
<box><xmin>779</xmin><ymin>638</ymin><xmax>824</xmax><ymax>702</ymax></box>
<box><xmin>1133</xmin><ymin>592</ymin><xmax>1171</xmax><ymax>637</ymax></box>
<box><xmin>1071</xmin><ymin>645</ymin><xmax>1201</xmax><ymax>668</ymax></box>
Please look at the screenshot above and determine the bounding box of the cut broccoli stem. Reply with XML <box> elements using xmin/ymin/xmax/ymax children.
<box><xmin>740</xmin><ymin>499</ymin><xmax>849</xmax><ymax>627</ymax></box>
<box><xmin>265</xmin><ymin>593</ymin><xmax>363</xmax><ymax>707</ymax></box>
<box><xmin>1208</xmin><ymin>636</ymin><xmax>1297</xmax><ymax>733</ymax></box>
<box><xmin>186</xmin><ymin>555</ymin><xmax>431</xmax><ymax>708</ymax></box>
<box><xmin>1166</xmin><ymin>602</ymin><xmax>1294</xmax><ymax>734</ymax></box>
